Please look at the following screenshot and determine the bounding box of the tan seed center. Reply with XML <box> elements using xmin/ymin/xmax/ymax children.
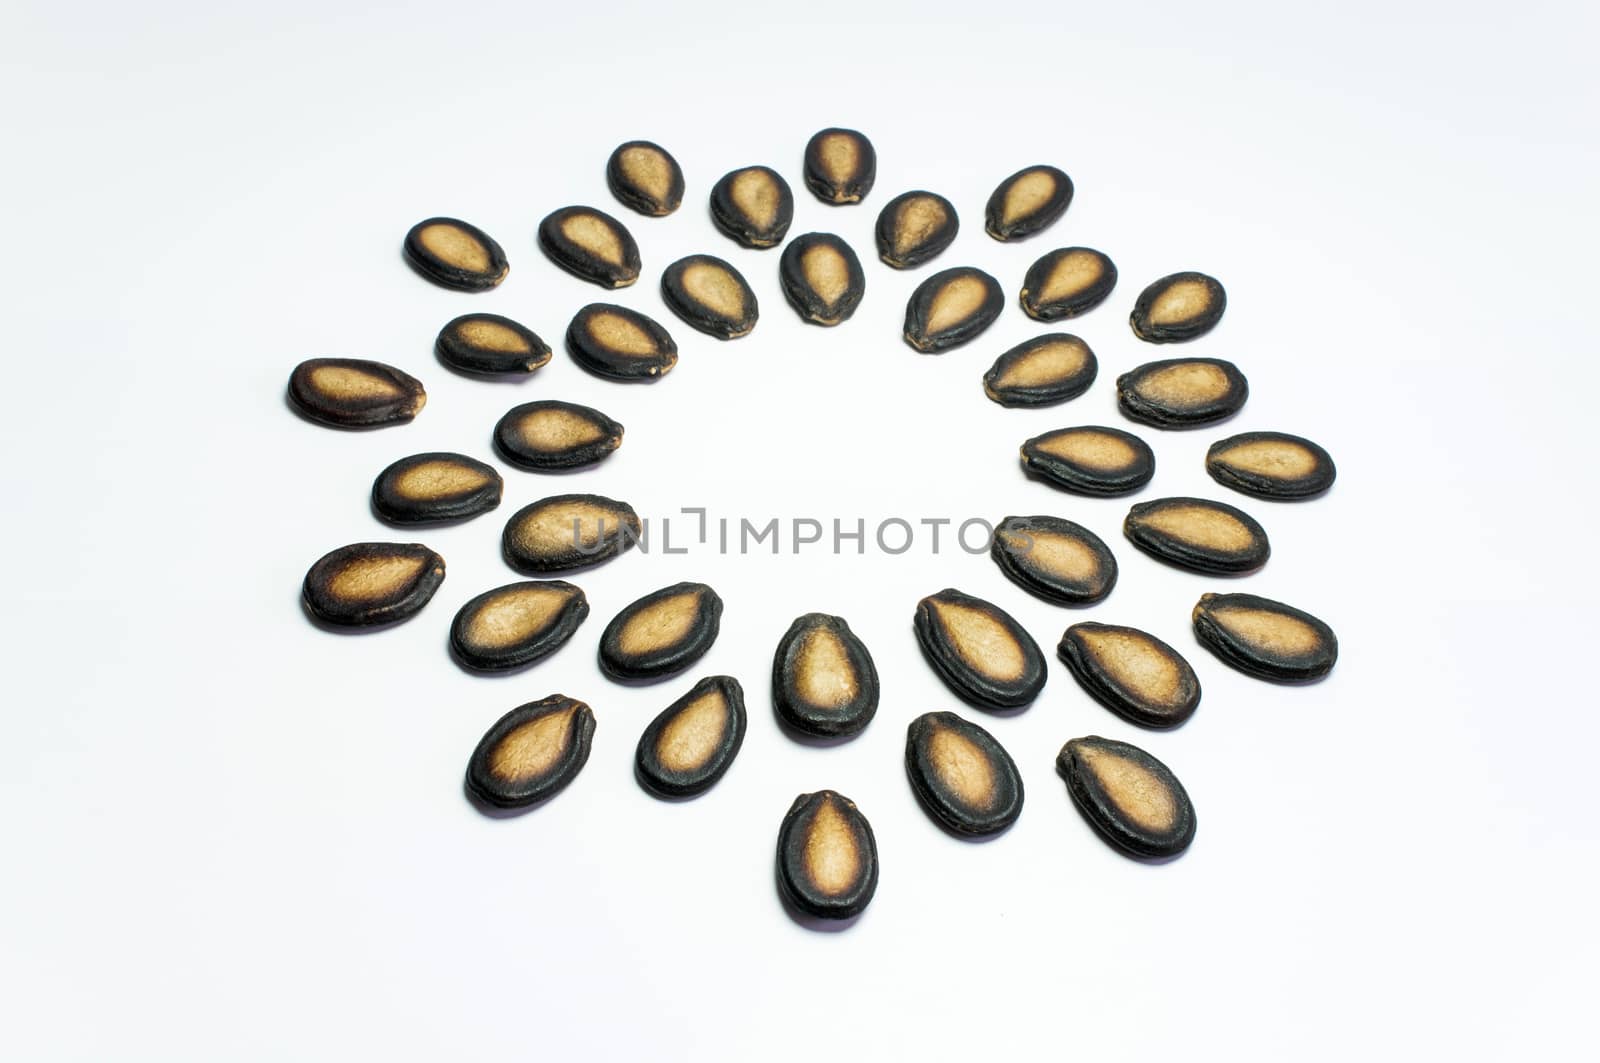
<box><xmin>996</xmin><ymin>340</ymin><xmax>1090</xmax><ymax>389</ymax></box>
<box><xmin>1034</xmin><ymin>430</ymin><xmax>1136</xmax><ymax>470</ymax></box>
<box><xmin>586</xmin><ymin>311</ymin><xmax>657</xmax><ymax>356</ymax></box>
<box><xmin>1135</xmin><ymin>362</ymin><xmax>1231</xmax><ymax>406</ymax></box>
<box><xmin>559</xmin><ymin>213</ymin><xmax>624</xmax><ymax>266</ymax></box>
<box><xmin>925</xmin><ymin>275</ymin><xmax>989</xmax><ymax>334</ymax></box>
<box><xmin>307</xmin><ymin>365</ymin><xmax>401</xmax><ymax>402</ymax></box>
<box><xmin>1001</xmin><ymin>170</ymin><xmax>1057</xmax><ymax>225</ymax></box>
<box><xmin>794</xmin><ymin>628</ymin><xmax>859</xmax><ymax>709</ymax></box>
<box><xmin>1039</xmin><ymin>250</ymin><xmax>1104</xmax><ymax>302</ymax></box>
<box><xmin>454</xmin><ymin>318</ymin><xmax>531</xmax><ymax>353</ymax></box>
<box><xmin>465</xmin><ymin>587</ymin><xmax>572</xmax><ymax>650</ymax></box>
<box><xmin>1210</xmin><ymin>607</ymin><xmax>1321</xmax><ymax>656</ymax></box>
<box><xmin>1147</xmin><ymin>280</ymin><xmax>1213</xmax><ymax>325</ymax></box>
<box><xmin>928</xmin><ymin>727</ymin><xmax>997</xmax><ymax>810</ymax></box>
<box><xmin>1137</xmin><ymin>505</ymin><xmax>1255</xmax><ymax>552</ymax></box>
<box><xmin>931</xmin><ymin>600</ymin><xmax>1025</xmax><ymax>681</ymax></box>
<box><xmin>617</xmin><ymin>591</ymin><xmax>701</xmax><ymax>656</ymax></box>
<box><xmin>394</xmin><ymin>460</ymin><xmax>489</xmax><ymax>499</ymax></box>
<box><xmin>730</xmin><ymin>170</ymin><xmax>778</xmax><ymax>228</ymax></box>
<box><xmin>804</xmin><ymin>799</ymin><xmax>860</xmax><ymax>896</ymax></box>
<box><xmin>1214</xmin><ymin>439</ymin><xmax>1317</xmax><ymax>478</ymax></box>
<box><xmin>656</xmin><ymin>691</ymin><xmax>729</xmax><ymax>773</ymax></box>
<box><xmin>490</xmin><ymin>707</ymin><xmax>575</xmax><ymax>782</ymax></box>
<box><xmin>416</xmin><ymin>223</ymin><xmax>490</xmax><ymax>272</ymax></box>
<box><xmin>326</xmin><ymin>554</ymin><xmax>425</xmax><ymax>602</ymax></box>
<box><xmin>1079</xmin><ymin>746</ymin><xmax>1177</xmax><ymax>832</ymax></box>
<box><xmin>681</xmin><ymin>263</ymin><xmax>745</xmax><ymax>318</ymax></box>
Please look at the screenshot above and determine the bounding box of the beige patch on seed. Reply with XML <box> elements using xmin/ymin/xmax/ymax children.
<box><xmin>1135</xmin><ymin>504</ymin><xmax>1256</xmax><ymax>552</ymax></box>
<box><xmin>586</xmin><ymin>311</ymin><xmax>658</xmax><ymax>356</ymax></box>
<box><xmin>617</xmin><ymin>590</ymin><xmax>702</xmax><ymax>656</ymax></box>
<box><xmin>794</xmin><ymin>627</ymin><xmax>859</xmax><ymax>709</ymax></box>
<box><xmin>1213</xmin><ymin>439</ymin><xmax>1318</xmax><ymax>479</ymax></box>
<box><xmin>730</xmin><ymin>169</ymin><xmax>779</xmax><ymax>228</ymax></box>
<box><xmin>618</xmin><ymin>146</ymin><xmax>673</xmax><ymax>202</ymax></box>
<box><xmin>1076</xmin><ymin>744</ymin><xmax>1177</xmax><ymax>832</ymax></box>
<box><xmin>455</xmin><ymin>318</ymin><xmax>531</xmax><ymax>354</ymax></box>
<box><xmin>804</xmin><ymin>797</ymin><xmax>860</xmax><ymax>895</ymax></box>
<box><xmin>995</xmin><ymin>339</ymin><xmax>1090</xmax><ymax>389</ymax></box>
<box><xmin>816</xmin><ymin>134</ymin><xmax>859</xmax><ymax>183</ymax></box>
<box><xmin>928</xmin><ymin>598</ymin><xmax>1025</xmax><ymax>681</ymax></box>
<box><xmin>1001</xmin><ymin>170</ymin><xmax>1057</xmax><ymax>226</ymax></box>
<box><xmin>1033</xmin><ymin>430</ymin><xmax>1137</xmax><ymax>470</ymax></box>
<box><xmin>1005</xmin><ymin>528</ymin><xmax>1101</xmax><ymax>581</ymax></box>
<box><xmin>656</xmin><ymin>690</ymin><xmax>729</xmax><ymax>773</ymax></box>
<box><xmin>892</xmin><ymin>196</ymin><xmax>947</xmax><ymax>255</ymax></box>
<box><xmin>1135</xmin><ymin>362</ymin><xmax>1231</xmax><ymax>407</ymax></box>
<box><xmin>490</xmin><ymin>705</ymin><xmax>576</xmax><ymax>782</ymax></box>
<box><xmin>1209</xmin><ymin>606</ymin><xmax>1321</xmax><ymax>657</ymax></box>
<box><xmin>326</xmin><ymin>554</ymin><xmax>426</xmax><ymax>602</ymax></box>
<box><xmin>559</xmin><ymin>213</ymin><xmax>624</xmax><ymax>266</ymax></box>
<box><xmin>924</xmin><ymin>275</ymin><xmax>990</xmax><ymax>334</ymax></box>
<box><xmin>1039</xmin><ymin>250</ymin><xmax>1104</xmax><ymax>303</ymax></box>
<box><xmin>1146</xmin><ymin>279</ymin><xmax>1214</xmax><ymax>326</ymax></box>
<box><xmin>1076</xmin><ymin>628</ymin><xmax>1183</xmax><ymax>706</ymax></box>
<box><xmin>928</xmin><ymin>726</ymin><xmax>997</xmax><ymax>810</ymax></box>
<box><xmin>515</xmin><ymin>501</ymin><xmax>632</xmax><ymax>554</ymax></box>
<box><xmin>416</xmin><ymin>223</ymin><xmax>490</xmax><ymax>272</ymax></box>
<box><xmin>307</xmin><ymin>365</ymin><xmax>402</xmax><ymax>402</ymax></box>
<box><xmin>514</xmin><ymin>408</ymin><xmax>607</xmax><ymax>452</ymax></box>
<box><xmin>465</xmin><ymin>586</ymin><xmax>574</xmax><ymax>650</ymax></box>
<box><xmin>681</xmin><ymin>262</ymin><xmax>746</xmax><ymax>319</ymax></box>
<box><xmin>800</xmin><ymin>243</ymin><xmax>851</xmax><ymax>306</ymax></box>
<box><xmin>394</xmin><ymin>460</ymin><xmax>490</xmax><ymax>500</ymax></box>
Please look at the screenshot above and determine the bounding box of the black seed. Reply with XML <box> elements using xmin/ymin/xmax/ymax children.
<box><xmin>403</xmin><ymin>216</ymin><xmax>508</xmax><ymax>292</ymax></box>
<box><xmin>1124</xmin><ymin>496</ymin><xmax>1270</xmax><ymax>575</ymax></box>
<box><xmin>598</xmin><ymin>582</ymin><xmax>723</xmax><ymax>682</ymax></box>
<box><xmin>606</xmin><ymin>140</ymin><xmax>685</xmax><ymax>217</ymax></box>
<box><xmin>1206</xmin><ymin>431</ymin><xmax>1337</xmax><ymax>501</ymax></box>
<box><xmin>1020</xmin><ymin>425</ymin><xmax>1156</xmax><ymax>497</ymax></box>
<box><xmin>1057</xmin><ymin>735</ymin><xmax>1196</xmax><ymax>859</ymax></box>
<box><xmin>710</xmin><ymin>165</ymin><xmax>793</xmax><ymax>248</ymax></box>
<box><xmin>1117</xmin><ymin>357</ymin><xmax>1249</xmax><ymax>429</ymax></box>
<box><xmin>493</xmin><ymin>400</ymin><xmax>623</xmax><ymax>472</ymax></box>
<box><xmin>803</xmin><ymin>128</ymin><xmax>876</xmax><ymax>205</ymax></box>
<box><xmin>1020</xmin><ymin>247</ymin><xmax>1118</xmax><ymax>320</ymax></box>
<box><xmin>776</xmin><ymin>790</ymin><xmax>878</xmax><ymax>921</ymax></box>
<box><xmin>875</xmin><ymin>190</ymin><xmax>959</xmax><ymax>269</ymax></box>
<box><xmin>983</xmin><ymin>334</ymin><xmax>1098</xmax><ymax>408</ymax></box>
<box><xmin>1192</xmin><ymin>592</ymin><xmax>1338</xmax><ymax>683</ymax></box>
<box><xmin>903</xmin><ymin>267</ymin><xmax>1003</xmax><ymax>352</ymax></box>
<box><xmin>302</xmin><ymin>542</ymin><xmax>445</xmax><ymax>627</ymax></box>
<box><xmin>660</xmin><ymin>254</ymin><xmax>758</xmax><ymax>339</ymax></box>
<box><xmin>1058</xmin><ymin>623</ymin><xmax>1201</xmax><ymax>729</ymax></box>
<box><xmin>287</xmin><ymin>358</ymin><xmax>426</xmax><ymax>429</ymax></box>
<box><xmin>371</xmin><ymin>452</ymin><xmax>502</xmax><ymax>524</ymax></box>
<box><xmin>450</xmin><ymin>580</ymin><xmax>589</xmax><ymax>672</ymax></box>
<box><xmin>537</xmin><ymin>206</ymin><xmax>641</xmax><ymax>289</ymax></box>
<box><xmin>772</xmin><ymin>613</ymin><xmax>879</xmax><ymax>738</ymax></box>
<box><xmin>904</xmin><ymin>712</ymin><xmax>1024</xmax><ymax>836</ymax></box>
<box><xmin>985</xmin><ymin>165</ymin><xmax>1073</xmax><ymax>241</ymax></box>
<box><xmin>779</xmin><ymin>233</ymin><xmax>865</xmax><ymax>326</ymax></box>
<box><xmin>635</xmin><ymin>675</ymin><xmax>747</xmax><ymax>798</ymax></box>
<box><xmin>1129</xmin><ymin>271</ymin><xmax>1226</xmax><ymax>343</ymax></box>
<box><xmin>435</xmin><ymin>313</ymin><xmax>551</xmax><ymax>376</ymax></box>
<box><xmin>914</xmin><ymin>587</ymin><xmax>1047</xmax><ymax>711</ymax></box>
<box><xmin>991</xmin><ymin>515</ymin><xmax>1118</xmax><ymax>606</ymax></box>
<box><xmin>466</xmin><ymin>695</ymin><xmax>596</xmax><ymax>810</ymax></box>
<box><xmin>565</xmin><ymin>303</ymin><xmax>678</xmax><ymax>381</ymax></box>
<box><xmin>501</xmin><ymin>493</ymin><xmax>641</xmax><ymax>573</ymax></box>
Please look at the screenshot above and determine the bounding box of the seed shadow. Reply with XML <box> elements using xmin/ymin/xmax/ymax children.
<box><xmin>773</xmin><ymin>861</ymin><xmax>863</xmax><ymax>934</ymax></box>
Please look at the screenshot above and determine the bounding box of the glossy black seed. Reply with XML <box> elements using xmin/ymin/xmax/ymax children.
<box><xmin>450</xmin><ymin>580</ymin><xmax>589</xmax><ymax>673</ymax></box>
<box><xmin>660</xmin><ymin>254</ymin><xmax>758</xmax><ymax>339</ymax></box>
<box><xmin>779</xmin><ymin>233</ymin><xmax>865</xmax><ymax>326</ymax></box>
<box><xmin>493</xmin><ymin>400</ymin><xmax>623</xmax><ymax>472</ymax></box>
<box><xmin>465</xmin><ymin>695</ymin><xmax>596</xmax><ymax>810</ymax></box>
<box><xmin>537</xmin><ymin>206</ymin><xmax>641</xmax><ymax>289</ymax></box>
<box><xmin>403</xmin><ymin>217</ymin><xmax>508</xmax><ymax>291</ymax></box>
<box><xmin>1129</xmin><ymin>271</ymin><xmax>1226</xmax><ymax>343</ymax></box>
<box><xmin>606</xmin><ymin>140</ymin><xmax>685</xmax><ymax>217</ymax></box>
<box><xmin>1117</xmin><ymin>357</ymin><xmax>1249</xmax><ymax>429</ymax></box>
<box><xmin>501</xmin><ymin>493</ymin><xmax>641</xmax><ymax>573</ymax></box>
<box><xmin>913</xmin><ymin>587</ymin><xmax>1047</xmax><ymax>711</ymax></box>
<box><xmin>875</xmin><ymin>190</ymin><xmax>959</xmax><ymax>269</ymax></box>
<box><xmin>983</xmin><ymin>334</ymin><xmax>1098</xmax><ymax>408</ymax></box>
<box><xmin>775</xmin><ymin>790</ymin><xmax>878</xmax><ymax>921</ymax></box>
<box><xmin>1057</xmin><ymin>735</ymin><xmax>1196</xmax><ymax>859</ymax></box>
<box><xmin>1206</xmin><ymin>431</ymin><xmax>1338</xmax><ymax>501</ymax></box>
<box><xmin>302</xmin><ymin>542</ymin><xmax>445</xmax><ymax>627</ymax></box>
<box><xmin>1124</xmin><ymin>496</ymin><xmax>1270</xmax><ymax>575</ymax></box>
<box><xmin>287</xmin><ymin>358</ymin><xmax>426</xmax><ymax>429</ymax></box>
<box><xmin>990</xmin><ymin>515</ymin><xmax>1118</xmax><ymax>606</ymax></box>
<box><xmin>635</xmin><ymin>675</ymin><xmax>747</xmax><ymax>798</ymax></box>
<box><xmin>1020</xmin><ymin>247</ymin><xmax>1118</xmax><ymax>320</ymax></box>
<box><xmin>904</xmin><ymin>712</ymin><xmax>1024</xmax><ymax>836</ymax></box>
<box><xmin>1058</xmin><ymin>622</ymin><xmax>1201</xmax><ymax>729</ymax></box>
<box><xmin>985</xmin><ymin>164</ymin><xmax>1073</xmax><ymax>241</ymax></box>
<box><xmin>803</xmin><ymin>128</ymin><xmax>876</xmax><ymax>205</ymax></box>
<box><xmin>434</xmin><ymin>313</ymin><xmax>551</xmax><ymax>376</ymax></box>
<box><xmin>1192</xmin><ymin>592</ymin><xmax>1338</xmax><ymax>683</ymax></box>
<box><xmin>598</xmin><ymin>582</ymin><xmax>723</xmax><ymax>682</ymax></box>
<box><xmin>771</xmin><ymin>613</ymin><xmax>879</xmax><ymax>739</ymax></box>
<box><xmin>710</xmin><ymin>165</ymin><xmax>793</xmax><ymax>248</ymax></box>
<box><xmin>371</xmin><ymin>452</ymin><xmax>502</xmax><ymax>524</ymax></box>
<box><xmin>903</xmin><ymin>266</ymin><xmax>1003</xmax><ymax>352</ymax></box>
<box><xmin>565</xmin><ymin>303</ymin><xmax>678</xmax><ymax>381</ymax></box>
<box><xmin>1020</xmin><ymin>426</ymin><xmax>1156</xmax><ymax>497</ymax></box>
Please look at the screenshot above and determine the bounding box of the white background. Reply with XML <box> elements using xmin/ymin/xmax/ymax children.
<box><xmin>3</xmin><ymin>1</ymin><xmax>1597</xmax><ymax>1058</ymax></box>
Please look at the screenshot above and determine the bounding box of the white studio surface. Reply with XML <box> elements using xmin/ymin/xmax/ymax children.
<box><xmin>2</xmin><ymin>2</ymin><xmax>1597</xmax><ymax>1059</ymax></box>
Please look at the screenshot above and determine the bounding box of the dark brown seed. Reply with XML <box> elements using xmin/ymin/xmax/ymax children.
<box><xmin>1206</xmin><ymin>431</ymin><xmax>1337</xmax><ymax>501</ymax></box>
<box><xmin>371</xmin><ymin>452</ymin><xmax>502</xmax><ymax>524</ymax></box>
<box><xmin>634</xmin><ymin>675</ymin><xmax>747</xmax><ymax>798</ymax></box>
<box><xmin>565</xmin><ymin>303</ymin><xmax>678</xmax><ymax>381</ymax></box>
<box><xmin>779</xmin><ymin>233</ymin><xmax>865</xmax><ymax>326</ymax></box>
<box><xmin>403</xmin><ymin>217</ymin><xmax>508</xmax><ymax>291</ymax></box>
<box><xmin>434</xmin><ymin>313</ymin><xmax>551</xmax><ymax>376</ymax></box>
<box><xmin>465</xmin><ymin>695</ymin><xmax>595</xmax><ymax>810</ymax></box>
<box><xmin>537</xmin><ymin>206</ymin><xmax>640</xmax><ymax>289</ymax></box>
<box><xmin>983</xmin><ymin>334</ymin><xmax>1098</xmax><ymax>408</ymax></box>
<box><xmin>903</xmin><ymin>267</ymin><xmax>1003</xmax><ymax>352</ymax></box>
<box><xmin>1192</xmin><ymin>592</ymin><xmax>1338</xmax><ymax>682</ymax></box>
<box><xmin>493</xmin><ymin>400</ymin><xmax>623</xmax><ymax>471</ymax></box>
<box><xmin>1020</xmin><ymin>247</ymin><xmax>1118</xmax><ymax>320</ymax></box>
<box><xmin>502</xmin><ymin>493</ymin><xmax>641</xmax><ymax>573</ymax></box>
<box><xmin>1117</xmin><ymin>357</ymin><xmax>1249</xmax><ymax>429</ymax></box>
<box><xmin>450</xmin><ymin>580</ymin><xmax>589</xmax><ymax>672</ymax></box>
<box><xmin>875</xmin><ymin>190</ymin><xmax>959</xmax><ymax>269</ymax></box>
<box><xmin>1124</xmin><ymin>496</ymin><xmax>1270</xmax><ymax>575</ymax></box>
<box><xmin>606</xmin><ymin>140</ymin><xmax>685</xmax><ymax>217</ymax></box>
<box><xmin>985</xmin><ymin>165</ymin><xmax>1073</xmax><ymax>241</ymax></box>
<box><xmin>913</xmin><ymin>588</ymin><xmax>1047</xmax><ymax>711</ymax></box>
<box><xmin>660</xmin><ymin>254</ymin><xmax>758</xmax><ymax>339</ymax></box>
<box><xmin>772</xmin><ymin>613</ymin><xmax>879</xmax><ymax>738</ymax></box>
<box><xmin>1057</xmin><ymin>736</ymin><xmax>1196</xmax><ymax>859</ymax></box>
<box><xmin>599</xmin><ymin>582</ymin><xmax>723</xmax><ymax>682</ymax></box>
<box><xmin>1020</xmin><ymin>426</ymin><xmax>1156</xmax><ymax>497</ymax></box>
<box><xmin>990</xmin><ymin>515</ymin><xmax>1118</xmax><ymax>606</ymax></box>
<box><xmin>776</xmin><ymin>790</ymin><xmax>878</xmax><ymax>921</ymax></box>
<box><xmin>710</xmin><ymin>165</ymin><xmax>793</xmax><ymax>248</ymax></box>
<box><xmin>904</xmin><ymin>712</ymin><xmax>1023</xmax><ymax>836</ymax></box>
<box><xmin>1058</xmin><ymin>623</ymin><xmax>1201</xmax><ymax>729</ymax></box>
<box><xmin>803</xmin><ymin>128</ymin><xmax>876</xmax><ymax>204</ymax></box>
<box><xmin>1129</xmin><ymin>271</ymin><xmax>1226</xmax><ymax>343</ymax></box>
<box><xmin>302</xmin><ymin>542</ymin><xmax>444</xmax><ymax>627</ymax></box>
<box><xmin>287</xmin><ymin>358</ymin><xmax>426</xmax><ymax>429</ymax></box>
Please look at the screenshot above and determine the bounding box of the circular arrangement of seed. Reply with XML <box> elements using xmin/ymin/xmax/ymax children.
<box><xmin>292</xmin><ymin>130</ymin><xmax>1341</xmax><ymax>926</ymax></box>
